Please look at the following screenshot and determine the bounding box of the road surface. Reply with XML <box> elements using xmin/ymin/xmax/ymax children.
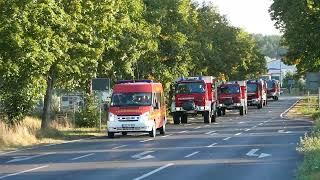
<box><xmin>0</xmin><ymin>96</ymin><xmax>312</xmax><ymax>180</ymax></box>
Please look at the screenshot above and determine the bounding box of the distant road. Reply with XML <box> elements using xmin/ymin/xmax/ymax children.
<box><xmin>0</xmin><ymin>96</ymin><xmax>312</xmax><ymax>180</ymax></box>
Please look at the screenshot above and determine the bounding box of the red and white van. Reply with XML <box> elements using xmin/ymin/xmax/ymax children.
<box><xmin>267</xmin><ymin>79</ymin><xmax>280</xmax><ymax>100</ymax></box>
<box><xmin>247</xmin><ymin>80</ymin><xmax>268</xmax><ymax>109</ymax></box>
<box><xmin>107</xmin><ymin>80</ymin><xmax>166</xmax><ymax>138</ymax></box>
<box><xmin>217</xmin><ymin>81</ymin><xmax>247</xmax><ymax>116</ymax></box>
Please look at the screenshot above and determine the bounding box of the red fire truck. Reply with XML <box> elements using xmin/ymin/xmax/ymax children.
<box><xmin>107</xmin><ymin>80</ymin><xmax>167</xmax><ymax>138</ymax></box>
<box><xmin>247</xmin><ymin>80</ymin><xmax>268</xmax><ymax>109</ymax></box>
<box><xmin>267</xmin><ymin>79</ymin><xmax>280</xmax><ymax>100</ymax></box>
<box><xmin>171</xmin><ymin>76</ymin><xmax>218</xmax><ymax>124</ymax></box>
<box><xmin>217</xmin><ymin>81</ymin><xmax>247</xmax><ymax>116</ymax></box>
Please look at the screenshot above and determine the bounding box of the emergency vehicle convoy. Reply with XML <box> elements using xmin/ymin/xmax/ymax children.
<box><xmin>170</xmin><ymin>76</ymin><xmax>218</xmax><ymax>124</ymax></box>
<box><xmin>246</xmin><ymin>79</ymin><xmax>268</xmax><ymax>109</ymax></box>
<box><xmin>267</xmin><ymin>79</ymin><xmax>280</xmax><ymax>100</ymax></box>
<box><xmin>217</xmin><ymin>81</ymin><xmax>248</xmax><ymax>116</ymax></box>
<box><xmin>107</xmin><ymin>80</ymin><xmax>166</xmax><ymax>138</ymax></box>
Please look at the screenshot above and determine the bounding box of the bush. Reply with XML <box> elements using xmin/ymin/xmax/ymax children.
<box><xmin>75</xmin><ymin>94</ymin><xmax>99</xmax><ymax>128</ymax></box>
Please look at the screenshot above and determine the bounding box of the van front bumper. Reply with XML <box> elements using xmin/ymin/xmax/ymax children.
<box><xmin>107</xmin><ymin>120</ymin><xmax>154</xmax><ymax>133</ymax></box>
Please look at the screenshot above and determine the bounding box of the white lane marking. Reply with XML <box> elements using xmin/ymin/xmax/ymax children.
<box><xmin>140</xmin><ymin>139</ymin><xmax>154</xmax><ymax>143</ymax></box>
<box><xmin>204</xmin><ymin>125</ymin><xmax>210</xmax><ymax>127</ymax></box>
<box><xmin>133</xmin><ymin>163</ymin><xmax>174</xmax><ymax>180</ymax></box>
<box><xmin>162</xmin><ymin>134</ymin><xmax>172</xmax><ymax>138</ymax></box>
<box><xmin>0</xmin><ymin>165</ymin><xmax>49</xmax><ymax>179</ymax></box>
<box><xmin>214</xmin><ymin>123</ymin><xmax>219</xmax><ymax>125</ymax></box>
<box><xmin>112</xmin><ymin>145</ymin><xmax>127</xmax><ymax>149</ymax></box>
<box><xmin>71</xmin><ymin>153</ymin><xmax>95</xmax><ymax>160</ymax></box>
<box><xmin>184</xmin><ymin>151</ymin><xmax>200</xmax><ymax>158</ymax></box>
<box><xmin>235</xmin><ymin>133</ymin><xmax>242</xmax><ymax>136</ymax></box>
<box><xmin>238</xmin><ymin>122</ymin><xmax>245</xmax><ymax>124</ymax></box>
<box><xmin>205</xmin><ymin>131</ymin><xmax>216</xmax><ymax>135</ymax></box>
<box><xmin>244</xmin><ymin>129</ymin><xmax>251</xmax><ymax>132</ymax></box>
<box><xmin>258</xmin><ymin>153</ymin><xmax>271</xmax><ymax>158</ymax></box>
<box><xmin>246</xmin><ymin>149</ymin><xmax>259</xmax><ymax>157</ymax></box>
<box><xmin>210</xmin><ymin>133</ymin><xmax>218</xmax><ymax>136</ymax></box>
<box><xmin>6</xmin><ymin>153</ymin><xmax>54</xmax><ymax>163</ymax></box>
<box><xmin>178</xmin><ymin>131</ymin><xmax>188</xmax><ymax>134</ymax></box>
<box><xmin>132</xmin><ymin>151</ymin><xmax>154</xmax><ymax>159</ymax></box>
<box><xmin>252</xmin><ymin>126</ymin><xmax>257</xmax><ymax>128</ymax></box>
<box><xmin>223</xmin><ymin>137</ymin><xmax>231</xmax><ymax>141</ymax></box>
<box><xmin>258</xmin><ymin>123</ymin><xmax>263</xmax><ymax>126</ymax></box>
<box><xmin>0</xmin><ymin>150</ymin><xmax>18</xmax><ymax>156</ymax></box>
<box><xmin>207</xmin><ymin>143</ymin><xmax>217</xmax><ymax>147</ymax></box>
<box><xmin>194</xmin><ymin>126</ymin><xmax>202</xmax><ymax>129</ymax></box>
<box><xmin>278</xmin><ymin>130</ymin><xmax>285</xmax><ymax>133</ymax></box>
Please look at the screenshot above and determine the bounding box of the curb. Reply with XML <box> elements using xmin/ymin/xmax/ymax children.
<box><xmin>280</xmin><ymin>98</ymin><xmax>302</xmax><ymax>120</ymax></box>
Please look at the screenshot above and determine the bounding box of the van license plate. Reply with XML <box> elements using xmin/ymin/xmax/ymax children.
<box><xmin>122</xmin><ymin>124</ymin><xmax>135</xmax><ymax>128</ymax></box>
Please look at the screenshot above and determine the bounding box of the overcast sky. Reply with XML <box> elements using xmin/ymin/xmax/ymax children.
<box><xmin>196</xmin><ymin>0</ymin><xmax>281</xmax><ymax>35</ymax></box>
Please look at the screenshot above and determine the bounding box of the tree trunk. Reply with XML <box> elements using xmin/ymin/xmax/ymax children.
<box><xmin>41</xmin><ymin>67</ymin><xmax>55</xmax><ymax>129</ymax></box>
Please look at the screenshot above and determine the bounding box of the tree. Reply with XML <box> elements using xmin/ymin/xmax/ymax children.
<box><xmin>270</xmin><ymin>0</ymin><xmax>320</xmax><ymax>75</ymax></box>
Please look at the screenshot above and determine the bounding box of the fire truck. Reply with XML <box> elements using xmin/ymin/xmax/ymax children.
<box><xmin>217</xmin><ymin>81</ymin><xmax>247</xmax><ymax>116</ymax></box>
<box><xmin>267</xmin><ymin>79</ymin><xmax>280</xmax><ymax>100</ymax></box>
<box><xmin>107</xmin><ymin>80</ymin><xmax>166</xmax><ymax>138</ymax></box>
<box><xmin>171</xmin><ymin>76</ymin><xmax>218</xmax><ymax>124</ymax></box>
<box><xmin>246</xmin><ymin>80</ymin><xmax>268</xmax><ymax>109</ymax></box>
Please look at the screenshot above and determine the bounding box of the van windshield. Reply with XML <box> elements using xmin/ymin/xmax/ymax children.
<box><xmin>267</xmin><ymin>81</ymin><xmax>275</xmax><ymax>89</ymax></box>
<box><xmin>111</xmin><ymin>92</ymin><xmax>152</xmax><ymax>107</ymax></box>
<box><xmin>176</xmin><ymin>82</ymin><xmax>205</xmax><ymax>94</ymax></box>
<box><xmin>247</xmin><ymin>83</ymin><xmax>258</xmax><ymax>93</ymax></box>
<box><xmin>219</xmin><ymin>85</ymin><xmax>240</xmax><ymax>94</ymax></box>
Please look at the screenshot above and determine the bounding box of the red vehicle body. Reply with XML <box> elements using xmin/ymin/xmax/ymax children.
<box><xmin>217</xmin><ymin>81</ymin><xmax>247</xmax><ymax>116</ymax></box>
<box><xmin>247</xmin><ymin>80</ymin><xmax>268</xmax><ymax>109</ymax></box>
<box><xmin>267</xmin><ymin>79</ymin><xmax>280</xmax><ymax>100</ymax></box>
<box><xmin>107</xmin><ymin>80</ymin><xmax>166</xmax><ymax>138</ymax></box>
<box><xmin>171</xmin><ymin>76</ymin><xmax>218</xmax><ymax>124</ymax></box>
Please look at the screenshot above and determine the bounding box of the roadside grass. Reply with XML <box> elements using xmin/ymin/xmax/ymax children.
<box><xmin>0</xmin><ymin>117</ymin><xmax>105</xmax><ymax>151</ymax></box>
<box><xmin>295</xmin><ymin>97</ymin><xmax>320</xmax><ymax>180</ymax></box>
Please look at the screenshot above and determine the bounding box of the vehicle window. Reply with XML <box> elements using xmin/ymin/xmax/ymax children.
<box><xmin>247</xmin><ymin>83</ymin><xmax>258</xmax><ymax>93</ymax></box>
<box><xmin>111</xmin><ymin>92</ymin><xmax>152</xmax><ymax>107</ymax></box>
<box><xmin>219</xmin><ymin>85</ymin><xmax>240</xmax><ymax>94</ymax></box>
<box><xmin>267</xmin><ymin>81</ymin><xmax>275</xmax><ymax>89</ymax></box>
<box><xmin>176</xmin><ymin>82</ymin><xmax>205</xmax><ymax>94</ymax></box>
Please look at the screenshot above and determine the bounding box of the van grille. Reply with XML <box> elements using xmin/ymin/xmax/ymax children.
<box><xmin>117</xmin><ymin>116</ymin><xmax>140</xmax><ymax>121</ymax></box>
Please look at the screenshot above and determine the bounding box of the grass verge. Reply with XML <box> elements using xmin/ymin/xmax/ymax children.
<box><xmin>0</xmin><ymin>117</ymin><xmax>105</xmax><ymax>151</ymax></box>
<box><xmin>294</xmin><ymin>97</ymin><xmax>320</xmax><ymax>180</ymax></box>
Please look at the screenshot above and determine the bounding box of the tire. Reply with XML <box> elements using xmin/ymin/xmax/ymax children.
<box><xmin>181</xmin><ymin>114</ymin><xmax>188</xmax><ymax>124</ymax></box>
<box><xmin>149</xmin><ymin>122</ymin><xmax>156</xmax><ymax>138</ymax></box>
<box><xmin>204</xmin><ymin>111</ymin><xmax>210</xmax><ymax>124</ymax></box>
<box><xmin>121</xmin><ymin>132</ymin><xmax>127</xmax><ymax>136</ymax></box>
<box><xmin>275</xmin><ymin>96</ymin><xmax>279</xmax><ymax>101</ymax></box>
<box><xmin>159</xmin><ymin>123</ymin><xmax>166</xmax><ymax>135</ymax></box>
<box><xmin>108</xmin><ymin>132</ymin><xmax>114</xmax><ymax>138</ymax></box>
<box><xmin>173</xmin><ymin>113</ymin><xmax>181</xmax><ymax>124</ymax></box>
<box><xmin>239</xmin><ymin>106</ymin><xmax>244</xmax><ymax>116</ymax></box>
<box><xmin>222</xmin><ymin>109</ymin><xmax>226</xmax><ymax>116</ymax></box>
<box><xmin>257</xmin><ymin>102</ymin><xmax>262</xmax><ymax>109</ymax></box>
<box><xmin>211</xmin><ymin>110</ymin><xmax>216</xmax><ymax>122</ymax></box>
<box><xmin>217</xmin><ymin>109</ymin><xmax>222</xmax><ymax>116</ymax></box>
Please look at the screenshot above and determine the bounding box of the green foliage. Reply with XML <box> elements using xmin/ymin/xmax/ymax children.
<box><xmin>252</xmin><ymin>34</ymin><xmax>287</xmax><ymax>58</ymax></box>
<box><xmin>282</xmin><ymin>72</ymin><xmax>305</xmax><ymax>90</ymax></box>
<box><xmin>270</xmin><ymin>0</ymin><xmax>320</xmax><ymax>75</ymax></box>
<box><xmin>75</xmin><ymin>94</ymin><xmax>99</xmax><ymax>128</ymax></box>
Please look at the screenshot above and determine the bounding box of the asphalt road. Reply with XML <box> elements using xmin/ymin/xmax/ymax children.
<box><xmin>0</xmin><ymin>96</ymin><xmax>313</xmax><ymax>180</ymax></box>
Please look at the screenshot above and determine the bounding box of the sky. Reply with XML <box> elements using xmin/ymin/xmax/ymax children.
<box><xmin>196</xmin><ymin>0</ymin><xmax>281</xmax><ymax>35</ymax></box>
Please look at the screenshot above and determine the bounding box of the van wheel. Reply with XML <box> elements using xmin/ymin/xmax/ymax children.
<box><xmin>217</xmin><ymin>109</ymin><xmax>222</xmax><ymax>116</ymax></box>
<box><xmin>159</xmin><ymin>124</ymin><xmax>166</xmax><ymax>135</ymax></box>
<box><xmin>121</xmin><ymin>132</ymin><xmax>127</xmax><ymax>136</ymax></box>
<box><xmin>211</xmin><ymin>110</ymin><xmax>216</xmax><ymax>122</ymax></box>
<box><xmin>108</xmin><ymin>132</ymin><xmax>114</xmax><ymax>138</ymax></box>
<box><xmin>222</xmin><ymin>109</ymin><xmax>226</xmax><ymax>116</ymax></box>
<box><xmin>239</xmin><ymin>106</ymin><xmax>244</xmax><ymax>116</ymax></box>
<box><xmin>257</xmin><ymin>103</ymin><xmax>262</xmax><ymax>109</ymax></box>
<box><xmin>275</xmin><ymin>96</ymin><xmax>279</xmax><ymax>101</ymax></box>
<box><xmin>149</xmin><ymin>123</ymin><xmax>156</xmax><ymax>138</ymax></box>
<box><xmin>204</xmin><ymin>111</ymin><xmax>210</xmax><ymax>123</ymax></box>
<box><xmin>181</xmin><ymin>114</ymin><xmax>188</xmax><ymax>124</ymax></box>
<box><xmin>173</xmin><ymin>113</ymin><xmax>181</xmax><ymax>124</ymax></box>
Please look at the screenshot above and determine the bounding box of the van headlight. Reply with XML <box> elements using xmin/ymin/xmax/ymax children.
<box><xmin>108</xmin><ymin>112</ymin><xmax>116</xmax><ymax>122</ymax></box>
<box><xmin>140</xmin><ymin>112</ymin><xmax>150</xmax><ymax>121</ymax></box>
